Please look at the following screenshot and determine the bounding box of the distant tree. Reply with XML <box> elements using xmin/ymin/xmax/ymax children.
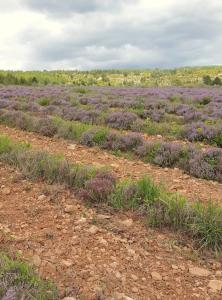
<box><xmin>203</xmin><ymin>75</ymin><xmax>212</xmax><ymax>85</ymax></box>
<box><xmin>19</xmin><ymin>77</ymin><xmax>27</xmax><ymax>85</ymax></box>
<box><xmin>44</xmin><ymin>79</ymin><xmax>49</xmax><ymax>85</ymax></box>
<box><xmin>212</xmin><ymin>76</ymin><xmax>222</xmax><ymax>86</ymax></box>
<box><xmin>140</xmin><ymin>76</ymin><xmax>146</xmax><ymax>83</ymax></box>
<box><xmin>31</xmin><ymin>76</ymin><xmax>38</xmax><ymax>84</ymax></box>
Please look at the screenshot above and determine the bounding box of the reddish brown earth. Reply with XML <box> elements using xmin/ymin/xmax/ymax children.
<box><xmin>0</xmin><ymin>124</ymin><xmax>222</xmax><ymax>204</ymax></box>
<box><xmin>1</xmin><ymin>163</ymin><xmax>222</xmax><ymax>299</ymax></box>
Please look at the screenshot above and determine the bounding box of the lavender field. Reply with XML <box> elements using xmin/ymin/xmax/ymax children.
<box><xmin>0</xmin><ymin>84</ymin><xmax>222</xmax><ymax>182</ymax></box>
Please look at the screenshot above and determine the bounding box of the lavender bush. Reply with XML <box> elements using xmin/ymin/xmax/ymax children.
<box><xmin>153</xmin><ymin>143</ymin><xmax>186</xmax><ymax>167</ymax></box>
<box><xmin>80</xmin><ymin>172</ymin><xmax>116</xmax><ymax>203</ymax></box>
<box><xmin>105</xmin><ymin>111</ymin><xmax>138</xmax><ymax>130</ymax></box>
<box><xmin>188</xmin><ymin>149</ymin><xmax>222</xmax><ymax>181</ymax></box>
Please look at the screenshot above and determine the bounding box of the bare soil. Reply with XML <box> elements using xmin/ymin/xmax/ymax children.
<box><xmin>1</xmin><ymin>163</ymin><xmax>222</xmax><ymax>299</ymax></box>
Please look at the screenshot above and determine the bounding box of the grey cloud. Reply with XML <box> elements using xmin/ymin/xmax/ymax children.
<box><xmin>21</xmin><ymin>0</ymin><xmax>222</xmax><ymax>68</ymax></box>
<box><xmin>21</xmin><ymin>0</ymin><xmax>132</xmax><ymax>16</ymax></box>
<box><xmin>1</xmin><ymin>0</ymin><xmax>222</xmax><ymax>69</ymax></box>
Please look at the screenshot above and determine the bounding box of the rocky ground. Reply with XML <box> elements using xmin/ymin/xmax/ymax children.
<box><xmin>0</xmin><ymin>125</ymin><xmax>222</xmax><ymax>299</ymax></box>
<box><xmin>0</xmin><ymin>164</ymin><xmax>222</xmax><ymax>299</ymax></box>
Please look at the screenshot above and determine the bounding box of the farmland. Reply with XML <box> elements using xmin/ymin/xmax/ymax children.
<box><xmin>1</xmin><ymin>81</ymin><xmax>222</xmax><ymax>299</ymax></box>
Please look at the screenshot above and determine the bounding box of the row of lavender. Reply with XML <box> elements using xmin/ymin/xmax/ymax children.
<box><xmin>0</xmin><ymin>108</ymin><xmax>222</xmax><ymax>183</ymax></box>
<box><xmin>0</xmin><ymin>85</ymin><xmax>222</xmax><ymax>146</ymax></box>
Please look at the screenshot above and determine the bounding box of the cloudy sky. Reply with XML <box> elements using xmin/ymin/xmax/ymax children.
<box><xmin>0</xmin><ymin>0</ymin><xmax>222</xmax><ymax>70</ymax></box>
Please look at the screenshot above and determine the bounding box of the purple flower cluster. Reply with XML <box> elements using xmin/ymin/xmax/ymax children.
<box><xmin>80</xmin><ymin>172</ymin><xmax>116</xmax><ymax>203</ymax></box>
<box><xmin>188</xmin><ymin>149</ymin><xmax>222</xmax><ymax>181</ymax></box>
<box><xmin>105</xmin><ymin>111</ymin><xmax>138</xmax><ymax>130</ymax></box>
<box><xmin>182</xmin><ymin>122</ymin><xmax>222</xmax><ymax>146</ymax></box>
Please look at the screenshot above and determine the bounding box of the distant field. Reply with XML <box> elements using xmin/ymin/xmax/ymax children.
<box><xmin>0</xmin><ymin>66</ymin><xmax>222</xmax><ymax>86</ymax></box>
<box><xmin>0</xmin><ymin>84</ymin><xmax>222</xmax><ymax>182</ymax></box>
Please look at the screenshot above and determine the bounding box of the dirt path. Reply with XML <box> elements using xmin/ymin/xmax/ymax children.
<box><xmin>1</xmin><ymin>163</ymin><xmax>222</xmax><ymax>299</ymax></box>
<box><xmin>0</xmin><ymin>124</ymin><xmax>222</xmax><ymax>204</ymax></box>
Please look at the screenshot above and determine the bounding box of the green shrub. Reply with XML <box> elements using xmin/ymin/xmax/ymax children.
<box><xmin>37</xmin><ymin>97</ymin><xmax>51</xmax><ymax>106</ymax></box>
<box><xmin>53</xmin><ymin>117</ymin><xmax>91</xmax><ymax>141</ymax></box>
<box><xmin>189</xmin><ymin>202</ymin><xmax>222</xmax><ymax>250</ymax></box>
<box><xmin>0</xmin><ymin>252</ymin><xmax>58</xmax><ymax>299</ymax></box>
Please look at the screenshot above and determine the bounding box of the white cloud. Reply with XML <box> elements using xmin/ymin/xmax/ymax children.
<box><xmin>0</xmin><ymin>0</ymin><xmax>222</xmax><ymax>70</ymax></box>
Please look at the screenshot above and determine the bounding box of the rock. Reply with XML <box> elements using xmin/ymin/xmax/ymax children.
<box><xmin>62</xmin><ymin>298</ymin><xmax>77</xmax><ymax>300</ymax></box>
<box><xmin>110</xmin><ymin>163</ymin><xmax>119</xmax><ymax>168</ymax></box>
<box><xmin>151</xmin><ymin>271</ymin><xmax>162</xmax><ymax>281</ymax></box>
<box><xmin>157</xmin><ymin>134</ymin><xmax>162</xmax><ymax>138</ymax></box>
<box><xmin>131</xmin><ymin>274</ymin><xmax>138</xmax><ymax>281</ymax></box>
<box><xmin>115</xmin><ymin>271</ymin><xmax>121</xmax><ymax>279</ymax></box>
<box><xmin>114</xmin><ymin>292</ymin><xmax>135</xmax><ymax>300</ymax></box>
<box><xmin>189</xmin><ymin>267</ymin><xmax>210</xmax><ymax>277</ymax></box>
<box><xmin>127</xmin><ymin>248</ymin><xmax>136</xmax><ymax>256</ymax></box>
<box><xmin>88</xmin><ymin>225</ymin><xmax>99</xmax><ymax>234</ymax></box>
<box><xmin>120</xmin><ymin>219</ymin><xmax>133</xmax><ymax>227</ymax></box>
<box><xmin>172</xmin><ymin>264</ymin><xmax>178</xmax><ymax>270</ymax></box>
<box><xmin>2</xmin><ymin>188</ymin><xmax>11</xmax><ymax>195</ymax></box>
<box><xmin>98</xmin><ymin>237</ymin><xmax>108</xmax><ymax>246</ymax></box>
<box><xmin>216</xmin><ymin>271</ymin><xmax>222</xmax><ymax>276</ymax></box>
<box><xmin>76</xmin><ymin>217</ymin><xmax>87</xmax><ymax>225</ymax></box>
<box><xmin>38</xmin><ymin>194</ymin><xmax>46</xmax><ymax>201</ymax></box>
<box><xmin>64</xmin><ymin>205</ymin><xmax>75</xmax><ymax>213</ymax></box>
<box><xmin>208</xmin><ymin>280</ymin><xmax>222</xmax><ymax>292</ymax></box>
<box><xmin>131</xmin><ymin>287</ymin><xmax>139</xmax><ymax>293</ymax></box>
<box><xmin>32</xmin><ymin>255</ymin><xmax>41</xmax><ymax>267</ymax></box>
<box><xmin>61</xmin><ymin>259</ymin><xmax>73</xmax><ymax>267</ymax></box>
<box><xmin>67</xmin><ymin>144</ymin><xmax>76</xmax><ymax>150</ymax></box>
<box><xmin>97</xmin><ymin>214</ymin><xmax>111</xmax><ymax>220</ymax></box>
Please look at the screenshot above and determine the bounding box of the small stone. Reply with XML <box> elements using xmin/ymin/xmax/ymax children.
<box><xmin>32</xmin><ymin>255</ymin><xmax>41</xmax><ymax>267</ymax></box>
<box><xmin>216</xmin><ymin>271</ymin><xmax>222</xmax><ymax>276</ymax></box>
<box><xmin>172</xmin><ymin>265</ymin><xmax>178</xmax><ymax>270</ymax></box>
<box><xmin>132</xmin><ymin>287</ymin><xmax>139</xmax><ymax>293</ymax></box>
<box><xmin>38</xmin><ymin>194</ymin><xmax>46</xmax><ymax>201</ymax></box>
<box><xmin>97</xmin><ymin>214</ymin><xmax>111</xmax><ymax>220</ymax></box>
<box><xmin>62</xmin><ymin>298</ymin><xmax>77</xmax><ymax>300</ymax></box>
<box><xmin>61</xmin><ymin>259</ymin><xmax>73</xmax><ymax>267</ymax></box>
<box><xmin>189</xmin><ymin>267</ymin><xmax>210</xmax><ymax>277</ymax></box>
<box><xmin>151</xmin><ymin>271</ymin><xmax>162</xmax><ymax>281</ymax></box>
<box><xmin>208</xmin><ymin>280</ymin><xmax>222</xmax><ymax>292</ymax></box>
<box><xmin>64</xmin><ymin>205</ymin><xmax>75</xmax><ymax>213</ymax></box>
<box><xmin>120</xmin><ymin>219</ymin><xmax>133</xmax><ymax>227</ymax></box>
<box><xmin>127</xmin><ymin>248</ymin><xmax>136</xmax><ymax>256</ymax></box>
<box><xmin>76</xmin><ymin>217</ymin><xmax>87</xmax><ymax>224</ymax></box>
<box><xmin>110</xmin><ymin>163</ymin><xmax>119</xmax><ymax>169</ymax></box>
<box><xmin>157</xmin><ymin>134</ymin><xmax>162</xmax><ymax>138</ymax></box>
<box><xmin>2</xmin><ymin>188</ymin><xmax>11</xmax><ymax>195</ymax></box>
<box><xmin>88</xmin><ymin>225</ymin><xmax>99</xmax><ymax>234</ymax></box>
<box><xmin>114</xmin><ymin>293</ymin><xmax>135</xmax><ymax>300</ymax></box>
<box><xmin>67</xmin><ymin>144</ymin><xmax>76</xmax><ymax>150</ymax></box>
<box><xmin>98</xmin><ymin>237</ymin><xmax>108</xmax><ymax>246</ymax></box>
<box><xmin>131</xmin><ymin>274</ymin><xmax>138</xmax><ymax>281</ymax></box>
<box><xmin>115</xmin><ymin>271</ymin><xmax>121</xmax><ymax>279</ymax></box>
